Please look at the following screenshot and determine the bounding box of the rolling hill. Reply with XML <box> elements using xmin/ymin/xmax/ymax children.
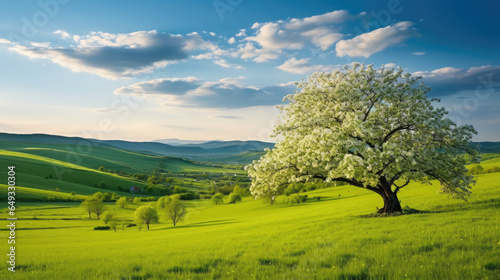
<box><xmin>0</xmin><ymin>139</ymin><xmax>247</xmax><ymax>200</ymax></box>
<box><xmin>0</xmin><ymin>132</ymin><xmax>274</xmax><ymax>163</ymax></box>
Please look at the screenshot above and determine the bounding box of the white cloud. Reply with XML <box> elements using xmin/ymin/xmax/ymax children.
<box><xmin>114</xmin><ymin>77</ymin><xmax>296</xmax><ymax>109</ymax></box>
<box><xmin>232</xmin><ymin>42</ymin><xmax>281</xmax><ymax>63</ymax></box>
<box><xmin>54</xmin><ymin>30</ymin><xmax>71</xmax><ymax>39</ymax></box>
<box><xmin>228</xmin><ymin>37</ymin><xmax>236</xmax><ymax>44</ymax></box>
<box><xmin>0</xmin><ymin>39</ymin><xmax>12</xmax><ymax>45</ymax></box>
<box><xmin>336</xmin><ymin>21</ymin><xmax>416</xmax><ymax>57</ymax></box>
<box><xmin>411</xmin><ymin>51</ymin><xmax>425</xmax><ymax>56</ymax></box>
<box><xmin>30</xmin><ymin>42</ymin><xmax>51</xmax><ymax>48</ymax></box>
<box><xmin>286</xmin><ymin>10</ymin><xmax>355</xmax><ymax>30</ymax></box>
<box><xmin>214</xmin><ymin>59</ymin><xmax>244</xmax><ymax>69</ymax></box>
<box><xmin>414</xmin><ymin>65</ymin><xmax>500</xmax><ymax>95</ymax></box>
<box><xmin>384</xmin><ymin>63</ymin><xmax>397</xmax><ymax>68</ymax></box>
<box><xmin>245</xmin><ymin>10</ymin><xmax>356</xmax><ymax>52</ymax></box>
<box><xmin>235</xmin><ymin>29</ymin><xmax>247</xmax><ymax>37</ymax></box>
<box><xmin>277</xmin><ymin>57</ymin><xmax>339</xmax><ymax>74</ymax></box>
<box><xmin>232</xmin><ymin>10</ymin><xmax>359</xmax><ymax>62</ymax></box>
<box><xmin>9</xmin><ymin>30</ymin><xmax>217</xmax><ymax>79</ymax></box>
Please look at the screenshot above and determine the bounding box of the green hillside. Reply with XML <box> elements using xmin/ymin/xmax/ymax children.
<box><xmin>0</xmin><ymin>149</ymin><xmax>151</xmax><ymax>196</ymax></box>
<box><xmin>0</xmin><ymin>133</ymin><xmax>275</xmax><ymax>163</ymax></box>
<box><xmin>0</xmin><ymin>140</ymin><xmax>244</xmax><ymax>174</ymax></box>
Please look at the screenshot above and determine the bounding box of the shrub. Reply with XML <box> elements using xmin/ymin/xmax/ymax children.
<box><xmin>179</xmin><ymin>192</ymin><xmax>195</xmax><ymax>200</ymax></box>
<box><xmin>468</xmin><ymin>164</ymin><xmax>484</xmax><ymax>175</ymax></box>
<box><xmin>133</xmin><ymin>197</ymin><xmax>142</xmax><ymax>205</ymax></box>
<box><xmin>211</xmin><ymin>193</ymin><xmax>224</xmax><ymax>204</ymax></box>
<box><xmin>116</xmin><ymin>197</ymin><xmax>128</xmax><ymax>208</ymax></box>
<box><xmin>93</xmin><ymin>226</ymin><xmax>110</xmax><ymax>230</ymax></box>
<box><xmin>292</xmin><ymin>195</ymin><xmax>307</xmax><ymax>204</ymax></box>
<box><xmin>228</xmin><ymin>193</ymin><xmax>242</xmax><ymax>204</ymax></box>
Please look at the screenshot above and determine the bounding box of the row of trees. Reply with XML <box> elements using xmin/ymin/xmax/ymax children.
<box><xmin>82</xmin><ymin>193</ymin><xmax>187</xmax><ymax>230</ymax></box>
<box><xmin>135</xmin><ymin>195</ymin><xmax>186</xmax><ymax>229</ymax></box>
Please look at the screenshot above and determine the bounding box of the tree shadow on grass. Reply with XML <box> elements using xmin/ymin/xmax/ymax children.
<box><xmin>358</xmin><ymin>207</ymin><xmax>432</xmax><ymax>218</ymax></box>
<box><xmin>152</xmin><ymin>219</ymin><xmax>238</xmax><ymax>231</ymax></box>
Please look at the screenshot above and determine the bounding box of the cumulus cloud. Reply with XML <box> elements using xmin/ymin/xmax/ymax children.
<box><xmin>228</xmin><ymin>37</ymin><xmax>236</xmax><ymax>44</ymax></box>
<box><xmin>414</xmin><ymin>65</ymin><xmax>500</xmax><ymax>96</ymax></box>
<box><xmin>232</xmin><ymin>42</ymin><xmax>281</xmax><ymax>62</ymax></box>
<box><xmin>114</xmin><ymin>77</ymin><xmax>296</xmax><ymax>109</ymax></box>
<box><xmin>9</xmin><ymin>30</ymin><xmax>217</xmax><ymax>79</ymax></box>
<box><xmin>336</xmin><ymin>21</ymin><xmax>417</xmax><ymax>57</ymax></box>
<box><xmin>228</xmin><ymin>10</ymin><xmax>359</xmax><ymax>62</ymax></box>
<box><xmin>54</xmin><ymin>30</ymin><xmax>71</xmax><ymax>39</ymax></box>
<box><xmin>0</xmin><ymin>39</ymin><xmax>12</xmax><ymax>45</ymax></box>
<box><xmin>245</xmin><ymin>10</ymin><xmax>356</xmax><ymax>52</ymax></box>
<box><xmin>235</xmin><ymin>29</ymin><xmax>247</xmax><ymax>37</ymax></box>
<box><xmin>277</xmin><ymin>57</ymin><xmax>339</xmax><ymax>74</ymax></box>
<box><xmin>214</xmin><ymin>59</ymin><xmax>244</xmax><ymax>69</ymax></box>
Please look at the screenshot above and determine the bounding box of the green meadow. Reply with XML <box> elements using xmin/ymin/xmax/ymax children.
<box><xmin>0</xmin><ymin>141</ymin><xmax>245</xmax><ymax>199</ymax></box>
<box><xmin>0</xmin><ymin>156</ymin><xmax>499</xmax><ymax>279</ymax></box>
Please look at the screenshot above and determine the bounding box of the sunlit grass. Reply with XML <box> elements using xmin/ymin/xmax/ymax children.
<box><xmin>0</xmin><ymin>168</ymin><xmax>498</xmax><ymax>279</ymax></box>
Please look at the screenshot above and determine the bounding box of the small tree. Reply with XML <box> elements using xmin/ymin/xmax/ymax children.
<box><xmin>134</xmin><ymin>206</ymin><xmax>159</xmax><ymax>230</ymax></box>
<box><xmin>165</xmin><ymin>196</ymin><xmax>186</xmax><ymax>226</ymax></box>
<box><xmin>91</xmin><ymin>199</ymin><xmax>106</xmax><ymax>220</ymax></box>
<box><xmin>93</xmin><ymin>192</ymin><xmax>104</xmax><ymax>200</ymax></box>
<box><xmin>116</xmin><ymin>197</ymin><xmax>128</xmax><ymax>208</ymax></box>
<box><xmin>81</xmin><ymin>197</ymin><xmax>95</xmax><ymax>218</ymax></box>
<box><xmin>98</xmin><ymin>181</ymin><xmax>108</xmax><ymax>189</ymax></box>
<box><xmin>109</xmin><ymin>221</ymin><xmax>117</xmax><ymax>232</ymax></box>
<box><xmin>98</xmin><ymin>166</ymin><xmax>106</xmax><ymax>172</ymax></box>
<box><xmin>156</xmin><ymin>196</ymin><xmax>167</xmax><ymax>209</ymax></box>
<box><xmin>228</xmin><ymin>193</ymin><xmax>242</xmax><ymax>204</ymax></box>
<box><xmin>211</xmin><ymin>193</ymin><xmax>224</xmax><ymax>205</ymax></box>
<box><xmin>102</xmin><ymin>211</ymin><xmax>113</xmax><ymax>225</ymax></box>
<box><xmin>133</xmin><ymin>197</ymin><xmax>142</xmax><ymax>205</ymax></box>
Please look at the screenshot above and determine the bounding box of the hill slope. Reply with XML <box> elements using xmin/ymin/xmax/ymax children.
<box><xmin>0</xmin><ymin>132</ymin><xmax>274</xmax><ymax>163</ymax></box>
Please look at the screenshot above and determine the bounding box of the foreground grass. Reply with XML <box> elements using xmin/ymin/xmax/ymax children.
<box><xmin>0</xmin><ymin>173</ymin><xmax>499</xmax><ymax>279</ymax></box>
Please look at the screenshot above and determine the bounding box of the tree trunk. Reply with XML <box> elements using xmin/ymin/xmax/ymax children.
<box><xmin>147</xmin><ymin>223</ymin><xmax>149</xmax><ymax>230</ymax></box>
<box><xmin>375</xmin><ymin>180</ymin><xmax>402</xmax><ymax>214</ymax></box>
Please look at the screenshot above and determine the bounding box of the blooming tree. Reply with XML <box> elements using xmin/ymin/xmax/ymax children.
<box><xmin>246</xmin><ymin>63</ymin><xmax>478</xmax><ymax>213</ymax></box>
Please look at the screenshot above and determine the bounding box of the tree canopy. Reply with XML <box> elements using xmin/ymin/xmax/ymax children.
<box><xmin>134</xmin><ymin>206</ymin><xmax>159</xmax><ymax>230</ymax></box>
<box><xmin>164</xmin><ymin>195</ymin><xmax>186</xmax><ymax>226</ymax></box>
<box><xmin>246</xmin><ymin>63</ymin><xmax>478</xmax><ymax>213</ymax></box>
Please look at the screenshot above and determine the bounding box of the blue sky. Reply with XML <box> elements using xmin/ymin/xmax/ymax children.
<box><xmin>0</xmin><ymin>0</ymin><xmax>498</xmax><ymax>141</ymax></box>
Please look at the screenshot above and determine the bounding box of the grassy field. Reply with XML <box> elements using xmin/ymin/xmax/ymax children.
<box><xmin>0</xmin><ymin>141</ymin><xmax>246</xmax><ymax>199</ymax></box>
<box><xmin>0</xmin><ymin>159</ymin><xmax>499</xmax><ymax>279</ymax></box>
<box><xmin>0</xmin><ymin>141</ymin><xmax>246</xmax><ymax>174</ymax></box>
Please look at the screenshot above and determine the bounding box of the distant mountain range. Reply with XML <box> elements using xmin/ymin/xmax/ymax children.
<box><xmin>1</xmin><ymin>132</ymin><xmax>499</xmax><ymax>164</ymax></box>
<box><xmin>0</xmin><ymin>132</ymin><xmax>274</xmax><ymax>164</ymax></box>
<box><xmin>153</xmin><ymin>138</ymin><xmax>213</xmax><ymax>146</ymax></box>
